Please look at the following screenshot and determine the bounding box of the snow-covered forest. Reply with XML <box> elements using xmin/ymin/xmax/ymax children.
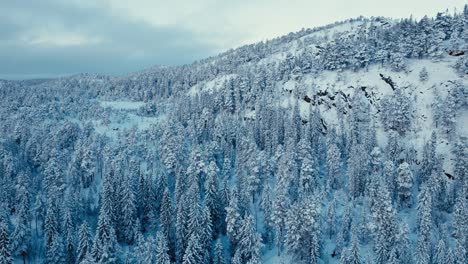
<box><xmin>0</xmin><ymin>7</ymin><xmax>467</xmax><ymax>264</ymax></box>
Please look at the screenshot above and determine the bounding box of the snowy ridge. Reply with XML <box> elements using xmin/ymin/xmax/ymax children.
<box><xmin>0</xmin><ymin>9</ymin><xmax>467</xmax><ymax>264</ymax></box>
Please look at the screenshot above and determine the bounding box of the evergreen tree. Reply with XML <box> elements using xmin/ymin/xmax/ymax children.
<box><xmin>155</xmin><ymin>231</ymin><xmax>171</xmax><ymax>264</ymax></box>
<box><xmin>396</xmin><ymin>223</ymin><xmax>412</xmax><ymax>263</ymax></box>
<box><xmin>234</xmin><ymin>214</ymin><xmax>263</xmax><ymax>264</ymax></box>
<box><xmin>446</xmin><ymin>248</ymin><xmax>455</xmax><ymax>264</ymax></box>
<box><xmin>159</xmin><ymin>187</ymin><xmax>174</xmax><ymax>258</ymax></box>
<box><xmin>133</xmin><ymin>234</ymin><xmax>146</xmax><ymax>264</ymax></box>
<box><xmin>0</xmin><ymin>222</ymin><xmax>11</xmax><ymax>264</ymax></box>
<box><xmin>77</xmin><ymin>221</ymin><xmax>92</xmax><ymax>264</ymax></box>
<box><xmin>225</xmin><ymin>191</ymin><xmax>241</xmax><ymax>250</ymax></box>
<box><xmin>397</xmin><ymin>162</ymin><xmax>413</xmax><ymax>208</ymax></box>
<box><xmin>327</xmin><ymin>143</ymin><xmax>342</xmax><ymax>190</ymax></box>
<box><xmin>98</xmin><ymin>227</ymin><xmax>120</xmax><ymax>264</ymax></box>
<box><xmin>419</xmin><ymin>67</ymin><xmax>429</xmax><ymax>82</ymax></box>
<box><xmin>204</xmin><ymin>161</ymin><xmax>220</xmax><ymax>233</ymax></box>
<box><xmin>63</xmin><ymin>210</ymin><xmax>76</xmax><ymax>264</ymax></box>
<box><xmin>142</xmin><ymin>236</ymin><xmax>158</xmax><ymax>264</ymax></box>
<box><xmin>92</xmin><ymin>207</ymin><xmax>120</xmax><ymax>263</ymax></box>
<box><xmin>12</xmin><ymin>172</ymin><xmax>31</xmax><ymax>263</ymax></box>
<box><xmin>434</xmin><ymin>239</ymin><xmax>447</xmax><ymax>264</ymax></box>
<box><xmin>182</xmin><ymin>234</ymin><xmax>202</xmax><ymax>264</ymax></box>
<box><xmin>372</xmin><ymin>182</ymin><xmax>397</xmax><ymax>264</ymax></box>
<box><xmin>213</xmin><ymin>240</ymin><xmax>226</xmax><ymax>264</ymax></box>
<box><xmin>120</xmin><ymin>174</ymin><xmax>137</xmax><ymax>244</ymax></box>
<box><xmin>347</xmin><ymin>232</ymin><xmax>362</xmax><ymax>264</ymax></box>
<box><xmin>47</xmin><ymin>235</ymin><xmax>65</xmax><ymax>264</ymax></box>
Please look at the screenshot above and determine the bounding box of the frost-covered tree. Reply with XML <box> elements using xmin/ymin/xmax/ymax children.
<box><xmin>213</xmin><ymin>240</ymin><xmax>226</xmax><ymax>264</ymax></box>
<box><xmin>419</xmin><ymin>67</ymin><xmax>429</xmax><ymax>82</ymax></box>
<box><xmin>226</xmin><ymin>191</ymin><xmax>241</xmax><ymax>250</ymax></box>
<box><xmin>434</xmin><ymin>239</ymin><xmax>446</xmax><ymax>264</ymax></box>
<box><xmin>120</xmin><ymin>174</ymin><xmax>136</xmax><ymax>244</ymax></box>
<box><xmin>182</xmin><ymin>234</ymin><xmax>202</xmax><ymax>264</ymax></box>
<box><xmin>63</xmin><ymin>210</ymin><xmax>76</xmax><ymax>264</ymax></box>
<box><xmin>380</xmin><ymin>89</ymin><xmax>412</xmax><ymax>135</ymax></box>
<box><xmin>285</xmin><ymin>196</ymin><xmax>321</xmax><ymax>263</ymax></box>
<box><xmin>0</xmin><ymin>222</ymin><xmax>11</xmax><ymax>264</ymax></box>
<box><xmin>77</xmin><ymin>221</ymin><xmax>92</xmax><ymax>264</ymax></box>
<box><xmin>234</xmin><ymin>214</ymin><xmax>262</xmax><ymax>264</ymax></box>
<box><xmin>205</xmin><ymin>161</ymin><xmax>220</xmax><ymax>233</ymax></box>
<box><xmin>372</xmin><ymin>182</ymin><xmax>397</xmax><ymax>264</ymax></box>
<box><xmin>327</xmin><ymin>143</ymin><xmax>341</xmax><ymax>190</ymax></box>
<box><xmin>11</xmin><ymin>172</ymin><xmax>31</xmax><ymax>264</ymax></box>
<box><xmin>155</xmin><ymin>231</ymin><xmax>171</xmax><ymax>264</ymax></box>
<box><xmin>46</xmin><ymin>235</ymin><xmax>65</xmax><ymax>264</ymax></box>
<box><xmin>347</xmin><ymin>231</ymin><xmax>362</xmax><ymax>264</ymax></box>
<box><xmin>397</xmin><ymin>162</ymin><xmax>413</xmax><ymax>208</ymax></box>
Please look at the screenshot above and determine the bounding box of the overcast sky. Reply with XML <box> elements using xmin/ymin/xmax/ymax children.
<box><xmin>1</xmin><ymin>0</ymin><xmax>465</xmax><ymax>79</ymax></box>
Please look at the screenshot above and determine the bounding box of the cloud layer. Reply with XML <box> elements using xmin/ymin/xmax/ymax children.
<box><xmin>1</xmin><ymin>0</ymin><xmax>465</xmax><ymax>79</ymax></box>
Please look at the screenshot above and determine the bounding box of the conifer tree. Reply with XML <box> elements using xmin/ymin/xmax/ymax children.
<box><xmin>397</xmin><ymin>162</ymin><xmax>413</xmax><ymax>208</ymax></box>
<box><xmin>213</xmin><ymin>239</ymin><xmax>226</xmax><ymax>264</ymax></box>
<box><xmin>234</xmin><ymin>214</ymin><xmax>263</xmax><ymax>264</ymax></box>
<box><xmin>182</xmin><ymin>234</ymin><xmax>202</xmax><ymax>264</ymax></box>
<box><xmin>77</xmin><ymin>221</ymin><xmax>92</xmax><ymax>264</ymax></box>
<box><xmin>0</xmin><ymin>222</ymin><xmax>11</xmax><ymax>264</ymax></box>
<box><xmin>155</xmin><ymin>231</ymin><xmax>171</xmax><ymax>264</ymax></box>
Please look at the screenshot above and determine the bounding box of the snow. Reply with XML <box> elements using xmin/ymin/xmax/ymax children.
<box><xmin>100</xmin><ymin>100</ymin><xmax>146</xmax><ymax>110</ymax></box>
<box><xmin>187</xmin><ymin>74</ymin><xmax>237</xmax><ymax>96</ymax></box>
<box><xmin>90</xmin><ymin>100</ymin><xmax>166</xmax><ymax>138</ymax></box>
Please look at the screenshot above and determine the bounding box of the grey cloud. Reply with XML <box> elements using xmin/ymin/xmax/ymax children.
<box><xmin>0</xmin><ymin>0</ymin><xmax>219</xmax><ymax>79</ymax></box>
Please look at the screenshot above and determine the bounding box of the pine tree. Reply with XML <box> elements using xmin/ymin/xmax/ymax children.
<box><xmin>260</xmin><ymin>184</ymin><xmax>274</xmax><ymax>246</ymax></box>
<box><xmin>133</xmin><ymin>234</ymin><xmax>146</xmax><ymax>264</ymax></box>
<box><xmin>327</xmin><ymin>143</ymin><xmax>341</xmax><ymax>190</ymax></box>
<box><xmin>182</xmin><ymin>234</ymin><xmax>202</xmax><ymax>264</ymax></box>
<box><xmin>142</xmin><ymin>236</ymin><xmax>158</xmax><ymax>263</ymax></box>
<box><xmin>0</xmin><ymin>222</ymin><xmax>11</xmax><ymax>264</ymax></box>
<box><xmin>347</xmin><ymin>233</ymin><xmax>362</xmax><ymax>264</ymax></box>
<box><xmin>155</xmin><ymin>231</ymin><xmax>171</xmax><ymax>264</ymax></box>
<box><xmin>397</xmin><ymin>162</ymin><xmax>413</xmax><ymax>208</ymax></box>
<box><xmin>44</xmin><ymin>198</ymin><xmax>59</xmax><ymax>254</ymax></box>
<box><xmin>234</xmin><ymin>214</ymin><xmax>263</xmax><ymax>264</ymax></box>
<box><xmin>213</xmin><ymin>240</ymin><xmax>226</xmax><ymax>264</ymax></box>
<box><xmin>99</xmin><ymin>227</ymin><xmax>120</xmax><ymax>264</ymax></box>
<box><xmin>47</xmin><ymin>235</ymin><xmax>66</xmax><ymax>264</ymax></box>
<box><xmin>12</xmin><ymin>172</ymin><xmax>31</xmax><ymax>263</ymax></box>
<box><xmin>63</xmin><ymin>210</ymin><xmax>76</xmax><ymax>264</ymax></box>
<box><xmin>92</xmin><ymin>207</ymin><xmax>120</xmax><ymax>263</ymax></box>
<box><xmin>285</xmin><ymin>196</ymin><xmax>320</xmax><ymax>263</ymax></box>
<box><xmin>372</xmin><ymin>182</ymin><xmax>397</xmax><ymax>264</ymax></box>
<box><xmin>77</xmin><ymin>221</ymin><xmax>92</xmax><ymax>264</ymax></box>
<box><xmin>120</xmin><ymin>174</ymin><xmax>136</xmax><ymax>244</ymax></box>
<box><xmin>419</xmin><ymin>67</ymin><xmax>429</xmax><ymax>82</ymax></box>
<box><xmin>387</xmin><ymin>248</ymin><xmax>398</xmax><ymax>264</ymax></box>
<box><xmin>225</xmin><ymin>191</ymin><xmax>241</xmax><ymax>250</ymax></box>
<box><xmin>455</xmin><ymin>240</ymin><xmax>466</xmax><ymax>264</ymax></box>
<box><xmin>159</xmin><ymin>187</ymin><xmax>174</xmax><ymax>258</ymax></box>
<box><xmin>416</xmin><ymin>185</ymin><xmax>432</xmax><ymax>264</ymax></box>
<box><xmin>326</xmin><ymin>197</ymin><xmax>337</xmax><ymax>239</ymax></box>
<box><xmin>204</xmin><ymin>161</ymin><xmax>220</xmax><ymax>233</ymax></box>
<box><xmin>396</xmin><ymin>223</ymin><xmax>412</xmax><ymax>263</ymax></box>
<box><xmin>434</xmin><ymin>239</ymin><xmax>446</xmax><ymax>264</ymax></box>
<box><xmin>175</xmin><ymin>194</ymin><xmax>189</xmax><ymax>263</ymax></box>
<box><xmin>299</xmin><ymin>154</ymin><xmax>318</xmax><ymax>197</ymax></box>
<box><xmin>446</xmin><ymin>248</ymin><xmax>455</xmax><ymax>264</ymax></box>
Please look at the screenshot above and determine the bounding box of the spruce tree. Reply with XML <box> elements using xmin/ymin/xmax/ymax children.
<box><xmin>155</xmin><ymin>231</ymin><xmax>171</xmax><ymax>264</ymax></box>
<box><xmin>77</xmin><ymin>221</ymin><xmax>92</xmax><ymax>264</ymax></box>
<box><xmin>0</xmin><ymin>222</ymin><xmax>11</xmax><ymax>264</ymax></box>
<box><xmin>397</xmin><ymin>162</ymin><xmax>413</xmax><ymax>208</ymax></box>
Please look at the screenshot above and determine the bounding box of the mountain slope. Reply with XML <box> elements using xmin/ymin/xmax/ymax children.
<box><xmin>0</xmin><ymin>9</ymin><xmax>467</xmax><ymax>264</ymax></box>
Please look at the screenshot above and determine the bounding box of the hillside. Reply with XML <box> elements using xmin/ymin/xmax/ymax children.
<box><xmin>0</xmin><ymin>9</ymin><xmax>467</xmax><ymax>264</ymax></box>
